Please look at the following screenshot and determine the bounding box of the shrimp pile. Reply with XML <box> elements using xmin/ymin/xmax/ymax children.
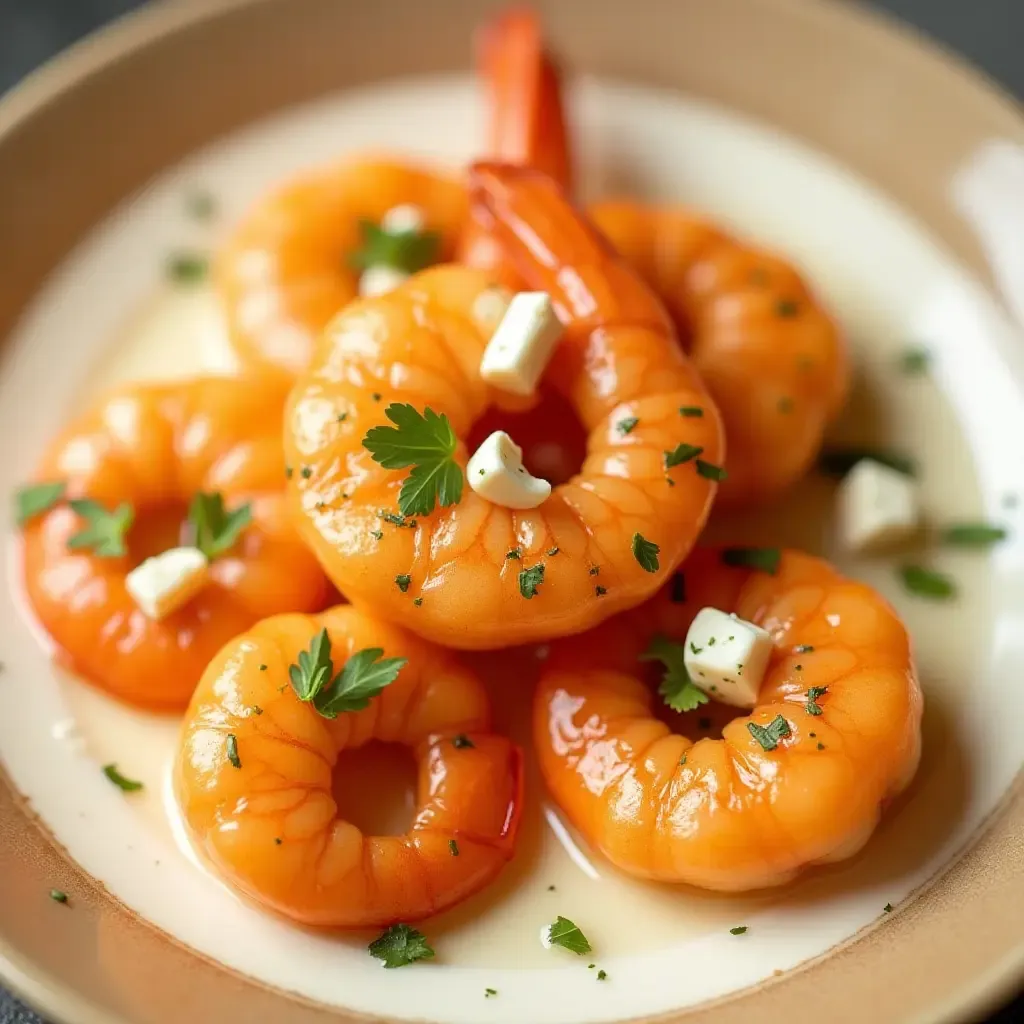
<box><xmin>13</xmin><ymin>6</ymin><xmax>924</xmax><ymax>934</ymax></box>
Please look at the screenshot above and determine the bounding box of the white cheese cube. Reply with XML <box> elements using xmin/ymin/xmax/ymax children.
<box><xmin>480</xmin><ymin>291</ymin><xmax>563</xmax><ymax>396</ymax></box>
<box><xmin>359</xmin><ymin>264</ymin><xmax>410</xmax><ymax>298</ymax></box>
<box><xmin>683</xmin><ymin>608</ymin><xmax>773</xmax><ymax>709</ymax></box>
<box><xmin>838</xmin><ymin>459</ymin><xmax>919</xmax><ymax>553</ymax></box>
<box><xmin>467</xmin><ymin>430</ymin><xmax>551</xmax><ymax>510</ymax></box>
<box><xmin>380</xmin><ymin>203</ymin><xmax>426</xmax><ymax>236</ymax></box>
<box><xmin>125</xmin><ymin>546</ymin><xmax>210</xmax><ymax>621</ymax></box>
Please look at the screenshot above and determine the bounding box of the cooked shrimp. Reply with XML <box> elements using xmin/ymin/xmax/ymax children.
<box><xmin>20</xmin><ymin>376</ymin><xmax>329</xmax><ymax>710</ymax></box>
<box><xmin>284</xmin><ymin>163</ymin><xmax>724</xmax><ymax>649</ymax></box>
<box><xmin>457</xmin><ymin>6</ymin><xmax>573</xmax><ymax>283</ymax></box>
<box><xmin>534</xmin><ymin>547</ymin><xmax>922</xmax><ymax>890</ymax></box>
<box><xmin>217</xmin><ymin>160</ymin><xmax>468</xmax><ymax>377</ymax></box>
<box><xmin>589</xmin><ymin>203</ymin><xmax>849</xmax><ymax>504</ymax></box>
<box><xmin>175</xmin><ymin>604</ymin><xmax>522</xmax><ymax>927</ymax></box>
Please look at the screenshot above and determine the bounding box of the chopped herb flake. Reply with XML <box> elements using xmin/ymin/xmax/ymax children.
<box><xmin>448</xmin><ymin>839</ymin><xmax>459</xmax><ymax>857</ymax></box>
<box><xmin>368</xmin><ymin>923</ymin><xmax>435</xmax><ymax>968</ymax></box>
<box><xmin>167</xmin><ymin>252</ymin><xmax>208</xmax><ymax>283</ymax></box>
<box><xmin>883</xmin><ymin>903</ymin><xmax>893</xmax><ymax>913</ymax></box>
<box><xmin>102</xmin><ymin>764</ymin><xmax>143</xmax><ymax>792</ymax></box>
<box><xmin>817</xmin><ymin>447</ymin><xmax>916</xmax><ymax>478</ymax></box>
<box><xmin>67</xmin><ymin>499</ymin><xmax>134</xmax><ymax>557</ymax></box>
<box><xmin>776</xmin><ymin>299</ymin><xmax>799</xmax><ymax>317</ymax></box>
<box><xmin>597</xmin><ymin>970</ymin><xmax>608</xmax><ymax>981</ymax></box>
<box><xmin>594</xmin><ymin>585</ymin><xmax>607</xmax><ymax>596</ymax></box>
<box><xmin>226</xmin><ymin>734</ymin><xmax>241</xmax><ymax>769</ymax></box>
<box><xmin>413</xmin><ymin>597</ymin><xmax>423</xmax><ymax>606</ymax></box>
<box><xmin>15</xmin><ymin>481</ymin><xmax>66</xmax><ymax>525</ymax></box>
<box><xmin>350</xmin><ymin>219</ymin><xmax>440</xmax><ymax>275</ymax></box>
<box><xmin>452</xmin><ymin>734</ymin><xmax>474</xmax><ymax>749</ymax></box>
<box><xmin>940</xmin><ymin>523</ymin><xmax>1007</xmax><ymax>548</ymax></box>
<box><xmin>185</xmin><ymin>190</ymin><xmax>216</xmax><ymax>221</ymax></box>
<box><xmin>899</xmin><ymin>347</ymin><xmax>930</xmax><ymax>375</ymax></box>
<box><xmin>395</xmin><ymin>573</ymin><xmax>412</xmax><ymax>592</ymax></box>
<box><xmin>664</xmin><ymin>443</ymin><xmax>703</xmax><ymax>469</ymax></box>
<box><xmin>679</xmin><ymin>406</ymin><xmax>704</xmax><ymax>418</ymax></box>
<box><xmin>616</xmin><ymin>416</ymin><xmax>640</xmax><ymax>435</ymax></box>
<box><xmin>899</xmin><ymin>564</ymin><xmax>956</xmax><ymax>600</ymax></box>
<box><xmin>519</xmin><ymin>563</ymin><xmax>546</xmax><ymax>599</ymax></box>
<box><xmin>547</xmin><ymin>916</ymin><xmax>592</xmax><ymax>955</ymax></box>
<box><xmin>49</xmin><ymin>889</ymin><xmax>69</xmax><ymax>904</ymax></box>
<box><xmin>485</xmin><ymin>988</ymin><xmax>498</xmax><ymax>997</ymax></box>
<box><xmin>795</xmin><ymin>644</ymin><xmax>814</xmax><ymax>654</ymax></box>
<box><xmin>379</xmin><ymin>510</ymin><xmax>416</xmax><ymax>528</ymax></box>
<box><xmin>729</xmin><ymin>926</ymin><xmax>748</xmax><ymax>935</ymax></box>
<box><xmin>721</xmin><ymin>547</ymin><xmax>781</xmax><ymax>575</ymax></box>
<box><xmin>747</xmin><ymin>715</ymin><xmax>791</xmax><ymax>751</ymax></box>
<box><xmin>696</xmin><ymin>459</ymin><xmax>727</xmax><ymax>482</ymax></box>
<box><xmin>506</xmin><ymin>548</ymin><xmax>523</xmax><ymax>560</ymax></box>
<box><xmin>806</xmin><ymin>685</ymin><xmax>828</xmax><ymax>716</ymax></box>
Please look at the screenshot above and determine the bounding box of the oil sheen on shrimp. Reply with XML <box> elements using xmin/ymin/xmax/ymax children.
<box><xmin>589</xmin><ymin>202</ymin><xmax>849</xmax><ymax>505</ymax></box>
<box><xmin>284</xmin><ymin>164</ymin><xmax>725</xmax><ymax>650</ymax></box>
<box><xmin>176</xmin><ymin>605</ymin><xmax>522</xmax><ymax>928</ymax></box>
<box><xmin>20</xmin><ymin>376</ymin><xmax>329</xmax><ymax>710</ymax></box>
<box><xmin>534</xmin><ymin>548</ymin><xmax>922</xmax><ymax>890</ymax></box>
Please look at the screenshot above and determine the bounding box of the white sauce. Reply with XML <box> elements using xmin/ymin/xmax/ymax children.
<box><xmin>3</xmin><ymin>75</ymin><xmax>1024</xmax><ymax>1024</ymax></box>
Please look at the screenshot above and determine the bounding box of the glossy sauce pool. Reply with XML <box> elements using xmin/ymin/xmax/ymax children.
<box><xmin>3</xmin><ymin>76</ymin><xmax>1024</xmax><ymax>1024</ymax></box>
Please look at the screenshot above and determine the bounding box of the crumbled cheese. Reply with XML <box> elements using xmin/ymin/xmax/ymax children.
<box><xmin>467</xmin><ymin>431</ymin><xmax>551</xmax><ymax>509</ymax></box>
<box><xmin>125</xmin><ymin>547</ymin><xmax>209</xmax><ymax>621</ymax></box>
<box><xmin>683</xmin><ymin>608</ymin><xmax>773</xmax><ymax>708</ymax></box>
<box><xmin>480</xmin><ymin>291</ymin><xmax>563</xmax><ymax>395</ymax></box>
<box><xmin>838</xmin><ymin>458</ymin><xmax>919</xmax><ymax>552</ymax></box>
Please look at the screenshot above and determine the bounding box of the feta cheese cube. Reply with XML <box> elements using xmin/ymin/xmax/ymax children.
<box><xmin>683</xmin><ymin>608</ymin><xmax>773</xmax><ymax>708</ymax></box>
<box><xmin>467</xmin><ymin>430</ymin><xmax>552</xmax><ymax>509</ymax></box>
<box><xmin>125</xmin><ymin>546</ymin><xmax>210</xmax><ymax>621</ymax></box>
<box><xmin>480</xmin><ymin>291</ymin><xmax>563</xmax><ymax>396</ymax></box>
<box><xmin>380</xmin><ymin>203</ymin><xmax>426</xmax><ymax>236</ymax></box>
<box><xmin>358</xmin><ymin>264</ymin><xmax>410</xmax><ymax>298</ymax></box>
<box><xmin>838</xmin><ymin>458</ymin><xmax>919</xmax><ymax>553</ymax></box>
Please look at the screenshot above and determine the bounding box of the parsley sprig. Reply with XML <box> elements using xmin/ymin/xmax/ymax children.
<box><xmin>363</xmin><ymin>404</ymin><xmax>463</xmax><ymax>517</ymax></box>
<box><xmin>349</xmin><ymin>220</ymin><xmax>440</xmax><ymax>275</ymax></box>
<box><xmin>187</xmin><ymin>492</ymin><xmax>252</xmax><ymax>560</ymax></box>
<box><xmin>640</xmin><ymin>635</ymin><xmax>709</xmax><ymax>713</ymax></box>
<box><xmin>67</xmin><ymin>499</ymin><xmax>134</xmax><ymax>557</ymax></box>
<box><xmin>368</xmin><ymin>923</ymin><xmax>435</xmax><ymax>968</ymax></box>
<box><xmin>288</xmin><ymin>628</ymin><xmax>406</xmax><ymax>718</ymax></box>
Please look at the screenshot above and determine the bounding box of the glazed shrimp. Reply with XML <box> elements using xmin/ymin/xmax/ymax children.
<box><xmin>284</xmin><ymin>163</ymin><xmax>724</xmax><ymax>649</ymax></box>
<box><xmin>589</xmin><ymin>203</ymin><xmax>849</xmax><ymax>504</ymax></box>
<box><xmin>176</xmin><ymin>604</ymin><xmax>522</xmax><ymax>927</ymax></box>
<box><xmin>534</xmin><ymin>547</ymin><xmax>922</xmax><ymax>890</ymax></box>
<box><xmin>20</xmin><ymin>376</ymin><xmax>329</xmax><ymax>710</ymax></box>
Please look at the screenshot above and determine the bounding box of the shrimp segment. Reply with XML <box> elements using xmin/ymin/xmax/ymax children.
<box><xmin>589</xmin><ymin>203</ymin><xmax>849</xmax><ymax>504</ymax></box>
<box><xmin>21</xmin><ymin>376</ymin><xmax>329</xmax><ymax>709</ymax></box>
<box><xmin>176</xmin><ymin>605</ymin><xmax>522</xmax><ymax>927</ymax></box>
<box><xmin>285</xmin><ymin>165</ymin><xmax>724</xmax><ymax>649</ymax></box>
<box><xmin>534</xmin><ymin>548</ymin><xmax>922</xmax><ymax>890</ymax></box>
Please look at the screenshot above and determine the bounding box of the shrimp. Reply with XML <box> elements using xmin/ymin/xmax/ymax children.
<box><xmin>20</xmin><ymin>376</ymin><xmax>329</xmax><ymax>710</ymax></box>
<box><xmin>175</xmin><ymin>604</ymin><xmax>522</xmax><ymax>927</ymax></box>
<box><xmin>589</xmin><ymin>203</ymin><xmax>849</xmax><ymax>505</ymax></box>
<box><xmin>534</xmin><ymin>547</ymin><xmax>922</xmax><ymax>890</ymax></box>
<box><xmin>284</xmin><ymin>163</ymin><xmax>725</xmax><ymax>649</ymax></box>
<box><xmin>217</xmin><ymin>7</ymin><xmax>570</xmax><ymax>378</ymax></box>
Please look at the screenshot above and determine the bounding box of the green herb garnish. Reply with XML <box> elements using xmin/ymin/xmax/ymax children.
<box><xmin>817</xmin><ymin>447</ymin><xmax>916</xmax><ymax>478</ymax></box>
<box><xmin>519</xmin><ymin>563</ymin><xmax>545</xmax><ymax>599</ymax></box>
<box><xmin>795</xmin><ymin>644</ymin><xmax>814</xmax><ymax>654</ymax></box>
<box><xmin>776</xmin><ymin>299</ymin><xmax>800</xmax><ymax>318</ymax></box>
<box><xmin>664</xmin><ymin>443</ymin><xmax>703</xmax><ymax>469</ymax></box>
<box><xmin>166</xmin><ymin>252</ymin><xmax>208</xmax><ymax>283</ymax></box>
<box><xmin>883</xmin><ymin>903</ymin><xmax>893</xmax><ymax>913</ymax></box>
<box><xmin>49</xmin><ymin>889</ymin><xmax>69</xmax><ymax>904</ymax></box>
<box><xmin>595</xmin><ymin>585</ymin><xmax>607</xmax><ymax>596</ymax></box>
<box><xmin>640</xmin><ymin>635</ymin><xmax>709</xmax><ymax>713</ymax></box>
<box><xmin>368</xmin><ymin>923</ymin><xmax>435</xmax><ymax>968</ymax></box>
<box><xmin>15</xmin><ymin>481</ymin><xmax>65</xmax><ymax>525</ymax></box>
<box><xmin>506</xmin><ymin>548</ymin><xmax>522</xmax><ymax>560</ymax></box>
<box><xmin>899</xmin><ymin>347</ymin><xmax>930</xmax><ymax>375</ymax></box>
<box><xmin>67</xmin><ymin>499</ymin><xmax>134</xmax><ymax>557</ymax></box>
<box><xmin>899</xmin><ymin>564</ymin><xmax>956</xmax><ymax>600</ymax></box>
<box><xmin>102</xmin><ymin>763</ymin><xmax>143</xmax><ymax>792</ymax></box>
<box><xmin>679</xmin><ymin>406</ymin><xmax>704</xmax><ymax>418</ymax></box>
<box><xmin>485</xmin><ymin>988</ymin><xmax>498</xmax><ymax>997</ymax></box>
<box><xmin>187</xmin><ymin>492</ymin><xmax>252</xmax><ymax>560</ymax></box>
<box><xmin>350</xmin><ymin>219</ymin><xmax>440</xmax><ymax>274</ymax></box>
<box><xmin>747</xmin><ymin>715</ymin><xmax>791</xmax><ymax>751</ymax></box>
<box><xmin>721</xmin><ymin>547</ymin><xmax>781</xmax><ymax>575</ymax></box>
<box><xmin>616</xmin><ymin>416</ymin><xmax>639</xmax><ymax>435</ymax></box>
<box><xmin>224</xmin><ymin>735</ymin><xmax>241</xmax><ymax>769</ymax></box>
<box><xmin>395</xmin><ymin>574</ymin><xmax>412</xmax><ymax>592</ymax></box>
<box><xmin>631</xmin><ymin>532</ymin><xmax>660</xmax><ymax>573</ymax></box>
<box><xmin>448</xmin><ymin>839</ymin><xmax>459</xmax><ymax>857</ymax></box>
<box><xmin>452</xmin><ymin>734</ymin><xmax>474</xmax><ymax>749</ymax></box>
<box><xmin>805</xmin><ymin>685</ymin><xmax>828</xmax><ymax>716</ymax></box>
<box><xmin>547</xmin><ymin>916</ymin><xmax>592</xmax><ymax>956</ymax></box>
<box><xmin>696</xmin><ymin>459</ymin><xmax>727</xmax><ymax>482</ymax></box>
<box><xmin>597</xmin><ymin>970</ymin><xmax>608</xmax><ymax>981</ymax></box>
<box><xmin>729</xmin><ymin>926</ymin><xmax>748</xmax><ymax>935</ymax></box>
<box><xmin>940</xmin><ymin>523</ymin><xmax>1008</xmax><ymax>548</ymax></box>
<box><xmin>363</xmin><ymin>404</ymin><xmax>462</xmax><ymax>517</ymax></box>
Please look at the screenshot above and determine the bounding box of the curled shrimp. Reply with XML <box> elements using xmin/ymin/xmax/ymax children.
<box><xmin>175</xmin><ymin>604</ymin><xmax>522</xmax><ymax>927</ymax></box>
<box><xmin>284</xmin><ymin>163</ymin><xmax>724</xmax><ymax>649</ymax></box>
<box><xmin>534</xmin><ymin>547</ymin><xmax>922</xmax><ymax>890</ymax></box>
<box><xmin>217</xmin><ymin>7</ymin><xmax>568</xmax><ymax>378</ymax></box>
<box><xmin>589</xmin><ymin>203</ymin><xmax>849</xmax><ymax>504</ymax></box>
<box><xmin>20</xmin><ymin>376</ymin><xmax>329</xmax><ymax>710</ymax></box>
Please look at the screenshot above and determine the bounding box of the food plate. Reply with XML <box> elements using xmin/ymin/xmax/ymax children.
<box><xmin>2</xmin><ymin>0</ymin><xmax>1024</xmax><ymax>1022</ymax></box>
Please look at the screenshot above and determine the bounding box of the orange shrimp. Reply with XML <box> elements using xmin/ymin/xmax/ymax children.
<box><xmin>20</xmin><ymin>376</ymin><xmax>329</xmax><ymax>710</ymax></box>
<box><xmin>284</xmin><ymin>163</ymin><xmax>724</xmax><ymax>650</ymax></box>
<box><xmin>175</xmin><ymin>604</ymin><xmax>522</xmax><ymax>928</ymax></box>
<box><xmin>534</xmin><ymin>547</ymin><xmax>922</xmax><ymax>890</ymax></box>
<box><xmin>217</xmin><ymin>7</ymin><xmax>570</xmax><ymax>379</ymax></box>
<box><xmin>589</xmin><ymin>203</ymin><xmax>849</xmax><ymax>505</ymax></box>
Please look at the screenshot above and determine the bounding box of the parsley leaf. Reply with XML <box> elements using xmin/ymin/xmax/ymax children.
<box><xmin>631</xmin><ymin>532</ymin><xmax>660</xmax><ymax>573</ymax></box>
<box><xmin>226</xmin><ymin>734</ymin><xmax>241</xmax><ymax>769</ymax></box>
<box><xmin>313</xmin><ymin>646</ymin><xmax>407</xmax><ymax>719</ymax></box>
<box><xmin>940</xmin><ymin>522</ymin><xmax>1007</xmax><ymax>548</ymax></box>
<box><xmin>640</xmin><ymin>634</ymin><xmax>709</xmax><ymax>713</ymax></box>
<box><xmin>187</xmin><ymin>492</ymin><xmax>252</xmax><ymax>560</ymax></box>
<box><xmin>67</xmin><ymin>499</ymin><xmax>134</xmax><ymax>557</ymax></box>
<box><xmin>899</xmin><ymin>564</ymin><xmax>957</xmax><ymax>600</ymax></box>
<box><xmin>729</xmin><ymin>926</ymin><xmax>748</xmax><ymax>935</ymax></box>
<box><xmin>102</xmin><ymin>764</ymin><xmax>143</xmax><ymax>792</ymax></box>
<box><xmin>616</xmin><ymin>416</ymin><xmax>639</xmax><ymax>435</ymax></box>
<box><xmin>289</xmin><ymin>627</ymin><xmax>334</xmax><ymax>701</ymax></box>
<box><xmin>15</xmin><ymin>481</ymin><xmax>65</xmax><ymax>525</ymax></box>
<box><xmin>368</xmin><ymin>923</ymin><xmax>435</xmax><ymax>968</ymax></box>
<box><xmin>696</xmin><ymin>459</ymin><xmax>727</xmax><ymax>482</ymax></box>
<box><xmin>363</xmin><ymin>404</ymin><xmax>463</xmax><ymax>517</ymax></box>
<box><xmin>519</xmin><ymin>563</ymin><xmax>545</xmax><ymax>599</ymax></box>
<box><xmin>806</xmin><ymin>685</ymin><xmax>828</xmax><ymax>716</ymax></box>
<box><xmin>349</xmin><ymin>219</ymin><xmax>440</xmax><ymax>274</ymax></box>
<box><xmin>679</xmin><ymin>406</ymin><xmax>704</xmax><ymax>418</ymax></box>
<box><xmin>664</xmin><ymin>443</ymin><xmax>703</xmax><ymax>469</ymax></box>
<box><xmin>547</xmin><ymin>916</ymin><xmax>592</xmax><ymax>955</ymax></box>
<box><xmin>721</xmin><ymin>547</ymin><xmax>781</xmax><ymax>575</ymax></box>
<box><xmin>747</xmin><ymin>715</ymin><xmax>791</xmax><ymax>751</ymax></box>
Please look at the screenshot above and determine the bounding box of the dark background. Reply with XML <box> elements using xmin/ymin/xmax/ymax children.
<box><xmin>0</xmin><ymin>1</ymin><xmax>1020</xmax><ymax>1022</ymax></box>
